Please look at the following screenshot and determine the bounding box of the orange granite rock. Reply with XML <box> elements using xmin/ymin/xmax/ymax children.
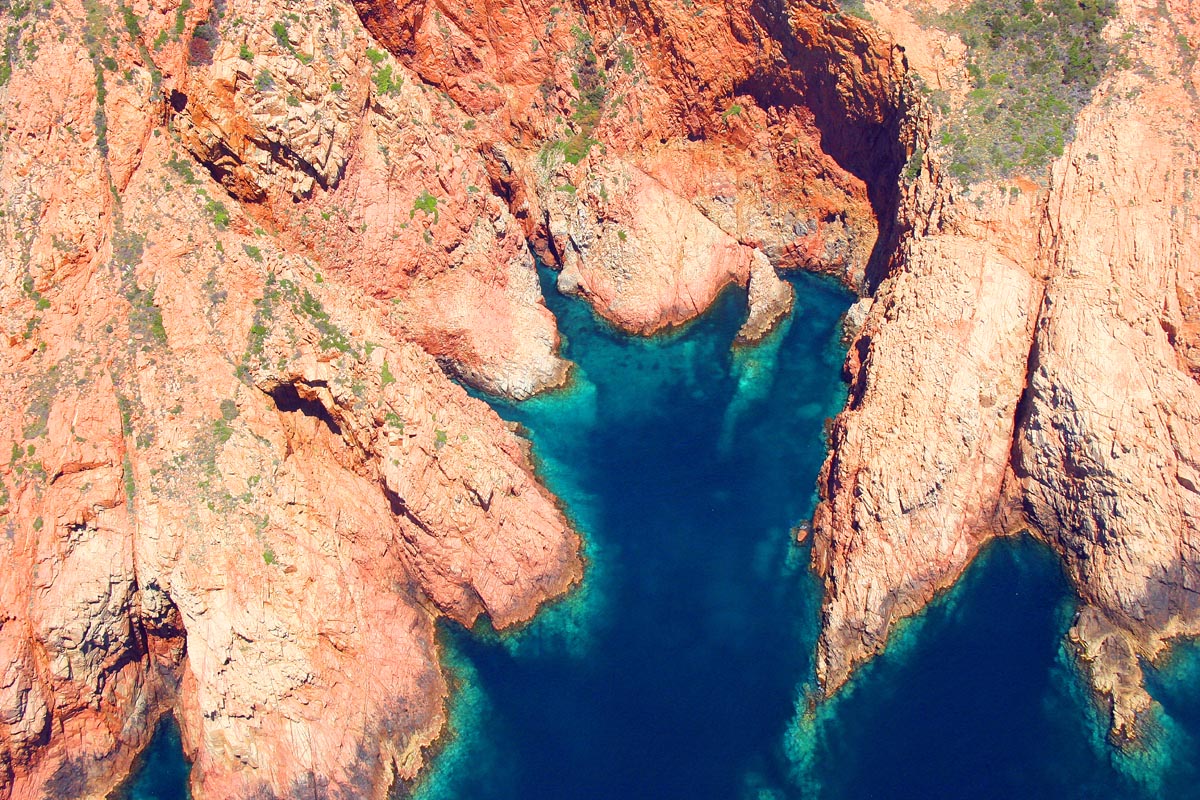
<box><xmin>0</xmin><ymin>0</ymin><xmax>580</xmax><ymax>795</ymax></box>
<box><xmin>3</xmin><ymin>0</ymin><xmax>1199</xmax><ymax>795</ymax></box>
<box><xmin>811</xmin><ymin>0</ymin><xmax>1200</xmax><ymax>746</ymax></box>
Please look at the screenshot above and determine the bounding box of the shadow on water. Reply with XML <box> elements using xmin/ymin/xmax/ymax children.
<box><xmin>110</xmin><ymin>715</ymin><xmax>190</xmax><ymax>800</ymax></box>
<box><xmin>130</xmin><ymin>268</ymin><xmax>1200</xmax><ymax>799</ymax></box>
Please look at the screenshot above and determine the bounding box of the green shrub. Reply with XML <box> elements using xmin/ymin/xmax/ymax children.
<box><xmin>410</xmin><ymin>190</ymin><xmax>439</xmax><ymax>223</ymax></box>
<box><xmin>839</xmin><ymin>0</ymin><xmax>872</xmax><ymax>21</ymax></box>
<box><xmin>121</xmin><ymin>4</ymin><xmax>142</xmax><ymax>38</ymax></box>
<box><xmin>932</xmin><ymin>0</ymin><xmax>1116</xmax><ymax>181</ymax></box>
<box><xmin>372</xmin><ymin>64</ymin><xmax>402</xmax><ymax>95</ymax></box>
<box><xmin>205</xmin><ymin>198</ymin><xmax>230</xmax><ymax>229</ymax></box>
<box><xmin>271</xmin><ymin>20</ymin><xmax>290</xmax><ymax>49</ymax></box>
<box><xmin>214</xmin><ymin>417</ymin><xmax>234</xmax><ymax>442</ymax></box>
<box><xmin>173</xmin><ymin>0</ymin><xmax>191</xmax><ymax>36</ymax></box>
<box><xmin>167</xmin><ymin>153</ymin><xmax>198</xmax><ymax>184</ymax></box>
<box><xmin>618</xmin><ymin>43</ymin><xmax>635</xmax><ymax>74</ymax></box>
<box><xmin>903</xmin><ymin>147</ymin><xmax>924</xmax><ymax>181</ymax></box>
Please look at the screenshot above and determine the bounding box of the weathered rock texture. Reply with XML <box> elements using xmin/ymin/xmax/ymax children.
<box><xmin>812</xmin><ymin>0</ymin><xmax>1200</xmax><ymax>746</ymax></box>
<box><xmin>0</xmin><ymin>0</ymin><xmax>589</xmax><ymax>795</ymax></box>
<box><xmin>0</xmin><ymin>0</ymin><xmax>905</xmax><ymax>795</ymax></box>
<box><xmin>1</xmin><ymin>0</ymin><xmax>1198</xmax><ymax>793</ymax></box>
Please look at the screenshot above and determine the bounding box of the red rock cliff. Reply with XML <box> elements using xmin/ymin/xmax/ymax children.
<box><xmin>811</xmin><ymin>0</ymin><xmax>1200</xmax><ymax>745</ymax></box>
<box><xmin>0</xmin><ymin>0</ymin><xmax>903</xmax><ymax>795</ymax></box>
<box><xmin>1</xmin><ymin>0</ymin><xmax>1197</xmax><ymax>794</ymax></box>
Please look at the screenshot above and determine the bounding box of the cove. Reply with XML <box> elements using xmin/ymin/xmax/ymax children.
<box><xmin>129</xmin><ymin>269</ymin><xmax>1200</xmax><ymax>799</ymax></box>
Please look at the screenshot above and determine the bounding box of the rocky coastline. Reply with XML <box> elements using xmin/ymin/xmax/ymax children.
<box><xmin>0</xmin><ymin>0</ymin><xmax>1197</xmax><ymax>795</ymax></box>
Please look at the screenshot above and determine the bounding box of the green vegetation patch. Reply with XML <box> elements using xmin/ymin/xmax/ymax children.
<box><xmin>931</xmin><ymin>0</ymin><xmax>1117</xmax><ymax>181</ymax></box>
<box><xmin>838</xmin><ymin>0</ymin><xmax>872</xmax><ymax>21</ymax></box>
<box><xmin>410</xmin><ymin>190</ymin><xmax>439</xmax><ymax>223</ymax></box>
<box><xmin>239</xmin><ymin>275</ymin><xmax>357</xmax><ymax>379</ymax></box>
<box><xmin>270</xmin><ymin>18</ymin><xmax>310</xmax><ymax>62</ymax></box>
<box><xmin>571</xmin><ymin>40</ymin><xmax>605</xmax><ymax>132</ymax></box>
<box><xmin>196</xmin><ymin>189</ymin><xmax>230</xmax><ymax>228</ymax></box>
<box><xmin>541</xmin><ymin>135</ymin><xmax>598</xmax><ymax>167</ymax></box>
<box><xmin>371</xmin><ymin>63</ymin><xmax>402</xmax><ymax>96</ymax></box>
<box><xmin>167</xmin><ymin>152</ymin><xmax>198</xmax><ymax>184</ymax></box>
<box><xmin>128</xmin><ymin>284</ymin><xmax>168</xmax><ymax>346</ymax></box>
<box><xmin>293</xmin><ymin>282</ymin><xmax>355</xmax><ymax>355</ymax></box>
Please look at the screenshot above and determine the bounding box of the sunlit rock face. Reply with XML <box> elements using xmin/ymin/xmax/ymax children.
<box><xmin>0</xmin><ymin>0</ymin><xmax>901</xmax><ymax>795</ymax></box>
<box><xmin>811</xmin><ymin>0</ymin><xmax>1200</xmax><ymax>746</ymax></box>
<box><xmin>3</xmin><ymin>0</ymin><xmax>1199</xmax><ymax>794</ymax></box>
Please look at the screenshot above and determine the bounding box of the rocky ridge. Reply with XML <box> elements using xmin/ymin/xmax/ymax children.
<box><xmin>812</xmin><ymin>0</ymin><xmax>1200</xmax><ymax>744</ymax></box>
<box><xmin>0</xmin><ymin>0</ymin><xmax>1197</xmax><ymax>795</ymax></box>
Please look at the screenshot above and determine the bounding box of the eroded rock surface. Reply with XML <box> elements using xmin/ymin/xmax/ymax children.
<box><xmin>0</xmin><ymin>0</ymin><xmax>905</xmax><ymax>793</ymax></box>
<box><xmin>2</xmin><ymin>0</ymin><xmax>1199</xmax><ymax>794</ymax></box>
<box><xmin>812</xmin><ymin>0</ymin><xmax>1200</xmax><ymax>745</ymax></box>
<box><xmin>0</xmin><ymin>0</ymin><xmax>583</xmax><ymax>795</ymax></box>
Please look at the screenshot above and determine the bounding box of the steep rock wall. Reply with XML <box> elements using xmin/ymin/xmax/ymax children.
<box><xmin>812</xmin><ymin>0</ymin><xmax>1200</xmax><ymax>744</ymax></box>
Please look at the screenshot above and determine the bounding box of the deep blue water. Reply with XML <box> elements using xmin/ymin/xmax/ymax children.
<box><xmin>130</xmin><ymin>270</ymin><xmax>1200</xmax><ymax>799</ymax></box>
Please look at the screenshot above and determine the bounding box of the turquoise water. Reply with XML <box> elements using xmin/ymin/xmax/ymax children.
<box><xmin>112</xmin><ymin>717</ymin><xmax>190</xmax><ymax>800</ymax></box>
<box><xmin>130</xmin><ymin>270</ymin><xmax>1200</xmax><ymax>798</ymax></box>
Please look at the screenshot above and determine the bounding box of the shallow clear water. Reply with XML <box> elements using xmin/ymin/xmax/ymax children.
<box><xmin>131</xmin><ymin>270</ymin><xmax>1200</xmax><ymax>799</ymax></box>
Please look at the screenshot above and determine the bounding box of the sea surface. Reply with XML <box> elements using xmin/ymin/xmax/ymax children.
<box><xmin>127</xmin><ymin>269</ymin><xmax>1200</xmax><ymax>799</ymax></box>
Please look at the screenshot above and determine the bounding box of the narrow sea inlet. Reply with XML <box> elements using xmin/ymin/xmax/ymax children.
<box><xmin>129</xmin><ymin>270</ymin><xmax>1200</xmax><ymax>799</ymax></box>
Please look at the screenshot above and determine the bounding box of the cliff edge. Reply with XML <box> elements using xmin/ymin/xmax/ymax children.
<box><xmin>812</xmin><ymin>0</ymin><xmax>1200</xmax><ymax>744</ymax></box>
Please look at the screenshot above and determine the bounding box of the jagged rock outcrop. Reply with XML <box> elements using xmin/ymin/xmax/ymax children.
<box><xmin>2</xmin><ymin>0</ymin><xmax>1198</xmax><ymax>793</ymax></box>
<box><xmin>812</xmin><ymin>0</ymin><xmax>1200</xmax><ymax>744</ymax></box>
<box><xmin>0</xmin><ymin>0</ymin><xmax>904</xmax><ymax>794</ymax></box>
<box><xmin>352</xmin><ymin>0</ymin><xmax>903</xmax><ymax>337</ymax></box>
<box><xmin>0</xmin><ymin>0</ymin><xmax>582</xmax><ymax>794</ymax></box>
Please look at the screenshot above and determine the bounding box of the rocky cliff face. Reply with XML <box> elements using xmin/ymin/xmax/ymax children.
<box><xmin>0</xmin><ymin>0</ymin><xmax>589</xmax><ymax>794</ymax></box>
<box><xmin>812</xmin><ymin>0</ymin><xmax>1200</xmax><ymax>745</ymax></box>
<box><xmin>0</xmin><ymin>0</ymin><xmax>1196</xmax><ymax>793</ymax></box>
<box><xmin>0</xmin><ymin>0</ymin><xmax>904</xmax><ymax>796</ymax></box>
